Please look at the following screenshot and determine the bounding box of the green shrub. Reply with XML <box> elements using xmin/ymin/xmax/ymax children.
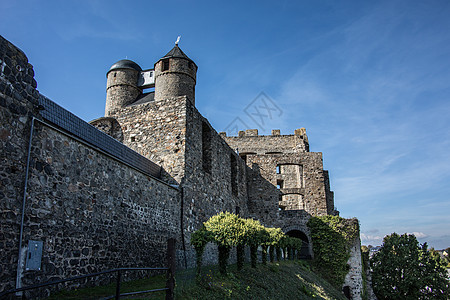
<box><xmin>307</xmin><ymin>216</ymin><xmax>358</xmax><ymax>288</ymax></box>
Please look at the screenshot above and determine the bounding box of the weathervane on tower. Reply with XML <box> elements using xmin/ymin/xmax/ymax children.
<box><xmin>175</xmin><ymin>36</ymin><xmax>181</xmax><ymax>46</ymax></box>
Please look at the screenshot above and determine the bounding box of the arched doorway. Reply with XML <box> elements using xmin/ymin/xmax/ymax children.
<box><xmin>286</xmin><ymin>230</ymin><xmax>311</xmax><ymax>259</ymax></box>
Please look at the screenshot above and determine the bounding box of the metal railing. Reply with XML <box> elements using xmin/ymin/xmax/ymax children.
<box><xmin>0</xmin><ymin>239</ymin><xmax>176</xmax><ymax>300</ymax></box>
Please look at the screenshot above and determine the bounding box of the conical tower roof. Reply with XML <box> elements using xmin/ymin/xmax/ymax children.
<box><xmin>158</xmin><ymin>44</ymin><xmax>197</xmax><ymax>67</ymax></box>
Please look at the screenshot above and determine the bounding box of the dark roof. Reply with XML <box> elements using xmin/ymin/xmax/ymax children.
<box><xmin>159</xmin><ymin>45</ymin><xmax>196</xmax><ymax>65</ymax></box>
<box><xmin>109</xmin><ymin>59</ymin><xmax>142</xmax><ymax>72</ymax></box>
<box><xmin>129</xmin><ymin>92</ymin><xmax>155</xmax><ymax>106</ymax></box>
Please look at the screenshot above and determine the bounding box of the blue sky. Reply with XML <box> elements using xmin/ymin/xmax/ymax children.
<box><xmin>2</xmin><ymin>0</ymin><xmax>450</xmax><ymax>249</ymax></box>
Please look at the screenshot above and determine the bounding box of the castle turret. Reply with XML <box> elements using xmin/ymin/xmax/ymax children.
<box><xmin>154</xmin><ymin>44</ymin><xmax>197</xmax><ymax>105</ymax></box>
<box><xmin>105</xmin><ymin>59</ymin><xmax>142</xmax><ymax>116</ymax></box>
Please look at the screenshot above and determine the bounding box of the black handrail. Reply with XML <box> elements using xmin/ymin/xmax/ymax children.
<box><xmin>0</xmin><ymin>267</ymin><xmax>167</xmax><ymax>298</ymax></box>
<box><xmin>1</xmin><ymin>238</ymin><xmax>176</xmax><ymax>300</ymax></box>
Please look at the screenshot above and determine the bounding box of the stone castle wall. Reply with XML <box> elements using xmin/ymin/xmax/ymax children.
<box><xmin>224</xmin><ymin>132</ymin><xmax>333</xmax><ymax>216</ymax></box>
<box><xmin>0</xmin><ymin>36</ymin><xmax>182</xmax><ymax>295</ymax></box>
<box><xmin>0</xmin><ymin>34</ymin><xmax>40</xmax><ymax>294</ymax></box>
<box><xmin>344</xmin><ymin>230</ymin><xmax>364</xmax><ymax>300</ymax></box>
<box><xmin>101</xmin><ymin>96</ymin><xmax>188</xmax><ymax>184</ymax></box>
<box><xmin>223</xmin><ymin>129</ymin><xmax>309</xmax><ymax>154</ymax></box>
<box><xmin>182</xmin><ymin>102</ymin><xmax>250</xmax><ymax>266</ymax></box>
<box><xmin>1</xmin><ymin>35</ymin><xmax>361</xmax><ymax>297</ymax></box>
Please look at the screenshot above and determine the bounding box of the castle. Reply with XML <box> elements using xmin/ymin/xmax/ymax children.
<box><xmin>0</xmin><ymin>36</ymin><xmax>362</xmax><ymax>298</ymax></box>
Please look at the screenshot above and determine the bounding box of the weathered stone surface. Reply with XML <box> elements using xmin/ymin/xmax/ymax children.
<box><xmin>0</xmin><ymin>35</ymin><xmax>362</xmax><ymax>298</ymax></box>
<box><xmin>344</xmin><ymin>233</ymin><xmax>364</xmax><ymax>300</ymax></box>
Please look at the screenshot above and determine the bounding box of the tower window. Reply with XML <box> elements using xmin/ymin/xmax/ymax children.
<box><xmin>188</xmin><ymin>62</ymin><xmax>193</xmax><ymax>69</ymax></box>
<box><xmin>162</xmin><ymin>59</ymin><xmax>170</xmax><ymax>71</ymax></box>
<box><xmin>277</xmin><ymin>179</ymin><xmax>284</xmax><ymax>189</ymax></box>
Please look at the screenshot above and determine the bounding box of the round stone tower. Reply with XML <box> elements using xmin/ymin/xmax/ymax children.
<box><xmin>154</xmin><ymin>44</ymin><xmax>197</xmax><ymax>105</ymax></box>
<box><xmin>105</xmin><ymin>59</ymin><xmax>142</xmax><ymax>116</ymax></box>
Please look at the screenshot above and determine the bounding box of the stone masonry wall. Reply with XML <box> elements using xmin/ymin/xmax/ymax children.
<box><xmin>19</xmin><ymin>122</ymin><xmax>181</xmax><ymax>296</ymax></box>
<box><xmin>1</xmin><ymin>35</ymin><xmax>362</xmax><ymax>297</ymax></box>
<box><xmin>246</xmin><ymin>152</ymin><xmax>330</xmax><ymax>217</ymax></box>
<box><xmin>105</xmin><ymin>68</ymin><xmax>141</xmax><ymax>116</ymax></box>
<box><xmin>344</xmin><ymin>234</ymin><xmax>364</xmax><ymax>300</ymax></box>
<box><xmin>154</xmin><ymin>55</ymin><xmax>197</xmax><ymax>105</ymax></box>
<box><xmin>223</xmin><ymin>129</ymin><xmax>309</xmax><ymax>155</ymax></box>
<box><xmin>182</xmin><ymin>102</ymin><xmax>249</xmax><ymax>267</ymax></box>
<box><xmin>0</xmin><ymin>36</ymin><xmax>181</xmax><ymax>295</ymax></box>
<box><xmin>0</xmin><ymin>34</ymin><xmax>40</xmax><ymax>293</ymax></box>
<box><xmin>105</xmin><ymin>96</ymin><xmax>188</xmax><ymax>184</ymax></box>
<box><xmin>93</xmin><ymin>93</ymin><xmax>250</xmax><ymax>268</ymax></box>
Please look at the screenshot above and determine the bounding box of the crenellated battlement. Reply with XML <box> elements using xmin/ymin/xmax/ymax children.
<box><xmin>221</xmin><ymin>128</ymin><xmax>310</xmax><ymax>154</ymax></box>
<box><xmin>220</xmin><ymin>128</ymin><xmax>308</xmax><ymax>141</ymax></box>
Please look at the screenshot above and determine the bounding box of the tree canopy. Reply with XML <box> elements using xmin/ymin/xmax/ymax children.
<box><xmin>371</xmin><ymin>233</ymin><xmax>449</xmax><ymax>299</ymax></box>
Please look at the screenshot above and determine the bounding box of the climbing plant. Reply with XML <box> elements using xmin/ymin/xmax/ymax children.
<box><xmin>307</xmin><ymin>216</ymin><xmax>359</xmax><ymax>288</ymax></box>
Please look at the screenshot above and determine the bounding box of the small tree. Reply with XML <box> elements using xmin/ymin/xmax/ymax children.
<box><xmin>266</xmin><ymin>227</ymin><xmax>284</xmax><ymax>263</ymax></box>
<box><xmin>244</xmin><ymin>218</ymin><xmax>266</xmax><ymax>268</ymax></box>
<box><xmin>190</xmin><ymin>226</ymin><xmax>211</xmax><ymax>277</ymax></box>
<box><xmin>371</xmin><ymin>233</ymin><xmax>449</xmax><ymax>299</ymax></box>
<box><xmin>203</xmin><ymin>212</ymin><xmax>242</xmax><ymax>275</ymax></box>
<box><xmin>417</xmin><ymin>243</ymin><xmax>450</xmax><ymax>299</ymax></box>
<box><xmin>259</xmin><ymin>228</ymin><xmax>270</xmax><ymax>265</ymax></box>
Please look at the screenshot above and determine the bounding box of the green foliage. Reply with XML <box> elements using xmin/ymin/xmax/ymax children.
<box><xmin>218</xmin><ymin>245</ymin><xmax>231</xmax><ymax>275</ymax></box>
<box><xmin>203</xmin><ymin>212</ymin><xmax>244</xmax><ymax>247</ymax></box>
<box><xmin>418</xmin><ymin>243</ymin><xmax>450</xmax><ymax>299</ymax></box>
<box><xmin>203</xmin><ymin>212</ymin><xmax>245</xmax><ymax>275</ymax></box>
<box><xmin>190</xmin><ymin>226</ymin><xmax>211</xmax><ymax>276</ymax></box>
<box><xmin>243</xmin><ymin>218</ymin><xmax>267</xmax><ymax>268</ymax></box>
<box><xmin>307</xmin><ymin>216</ymin><xmax>358</xmax><ymax>288</ymax></box>
<box><xmin>371</xmin><ymin>233</ymin><xmax>450</xmax><ymax>299</ymax></box>
<box><xmin>182</xmin><ymin>261</ymin><xmax>348</xmax><ymax>300</ymax></box>
<box><xmin>192</xmin><ymin>212</ymin><xmax>318</xmax><ymax>275</ymax></box>
<box><xmin>50</xmin><ymin>261</ymin><xmax>350</xmax><ymax>300</ymax></box>
<box><xmin>360</xmin><ymin>246</ymin><xmax>369</xmax><ymax>300</ymax></box>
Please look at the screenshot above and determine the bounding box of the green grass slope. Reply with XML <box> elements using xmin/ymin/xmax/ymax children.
<box><xmin>47</xmin><ymin>261</ymin><xmax>347</xmax><ymax>299</ymax></box>
<box><xmin>177</xmin><ymin>261</ymin><xmax>347</xmax><ymax>300</ymax></box>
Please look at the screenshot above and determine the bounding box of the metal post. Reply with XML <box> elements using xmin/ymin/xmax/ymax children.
<box><xmin>165</xmin><ymin>238</ymin><xmax>176</xmax><ymax>300</ymax></box>
<box><xmin>115</xmin><ymin>269</ymin><xmax>121</xmax><ymax>300</ymax></box>
<box><xmin>15</xmin><ymin>117</ymin><xmax>35</xmax><ymax>295</ymax></box>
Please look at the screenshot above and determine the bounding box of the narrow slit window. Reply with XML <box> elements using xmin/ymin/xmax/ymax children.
<box><xmin>230</xmin><ymin>154</ymin><xmax>238</xmax><ymax>196</ymax></box>
<box><xmin>202</xmin><ymin>122</ymin><xmax>212</xmax><ymax>173</ymax></box>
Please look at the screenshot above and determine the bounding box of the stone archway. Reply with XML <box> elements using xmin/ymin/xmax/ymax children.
<box><xmin>281</xmin><ymin>224</ymin><xmax>313</xmax><ymax>259</ymax></box>
<box><xmin>286</xmin><ymin>229</ymin><xmax>312</xmax><ymax>259</ymax></box>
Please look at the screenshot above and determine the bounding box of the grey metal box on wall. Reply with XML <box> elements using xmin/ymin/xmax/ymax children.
<box><xmin>25</xmin><ymin>240</ymin><xmax>43</xmax><ymax>271</ymax></box>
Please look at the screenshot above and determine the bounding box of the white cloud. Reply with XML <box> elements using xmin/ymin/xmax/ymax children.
<box><xmin>408</xmin><ymin>232</ymin><xmax>428</xmax><ymax>239</ymax></box>
<box><xmin>360</xmin><ymin>233</ymin><xmax>383</xmax><ymax>246</ymax></box>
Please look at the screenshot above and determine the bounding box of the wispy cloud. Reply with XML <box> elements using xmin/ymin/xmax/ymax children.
<box><xmin>277</xmin><ymin>1</ymin><xmax>450</xmax><ymax>249</ymax></box>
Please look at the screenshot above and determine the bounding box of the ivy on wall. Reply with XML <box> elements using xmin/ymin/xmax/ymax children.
<box><xmin>307</xmin><ymin>216</ymin><xmax>359</xmax><ymax>288</ymax></box>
